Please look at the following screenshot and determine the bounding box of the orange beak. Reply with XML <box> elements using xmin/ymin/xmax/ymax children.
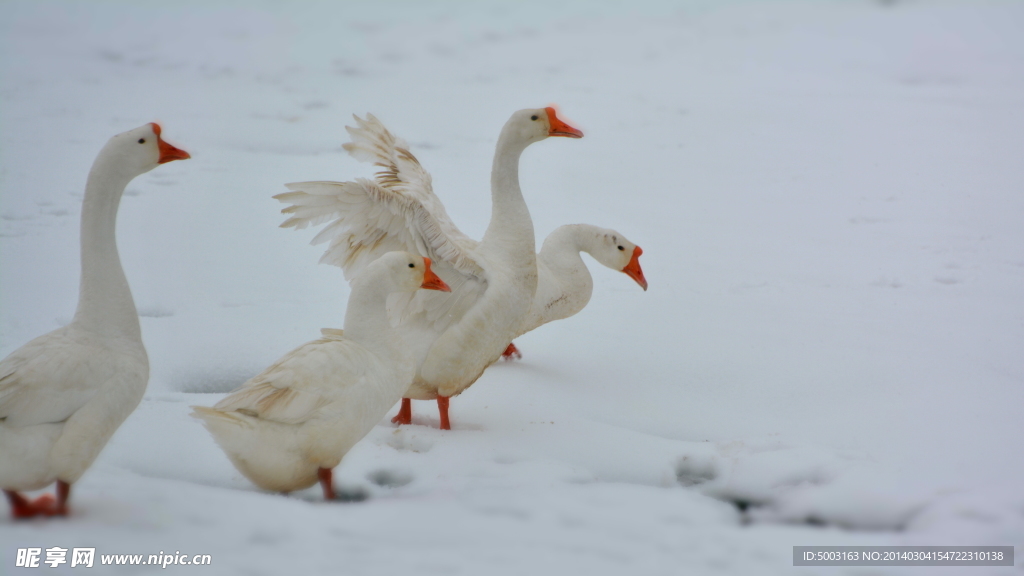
<box><xmin>545</xmin><ymin>107</ymin><xmax>583</xmax><ymax>138</ymax></box>
<box><xmin>420</xmin><ymin>257</ymin><xmax>451</xmax><ymax>292</ymax></box>
<box><xmin>152</xmin><ymin>123</ymin><xmax>191</xmax><ymax>164</ymax></box>
<box><xmin>622</xmin><ymin>246</ymin><xmax>647</xmax><ymax>291</ymax></box>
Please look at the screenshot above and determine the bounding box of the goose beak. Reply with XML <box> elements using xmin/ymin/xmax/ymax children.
<box><xmin>152</xmin><ymin>123</ymin><xmax>191</xmax><ymax>164</ymax></box>
<box><xmin>420</xmin><ymin>257</ymin><xmax>451</xmax><ymax>292</ymax></box>
<box><xmin>545</xmin><ymin>107</ymin><xmax>584</xmax><ymax>138</ymax></box>
<box><xmin>622</xmin><ymin>246</ymin><xmax>647</xmax><ymax>291</ymax></box>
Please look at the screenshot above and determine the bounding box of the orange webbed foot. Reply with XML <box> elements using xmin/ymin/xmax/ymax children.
<box><xmin>5</xmin><ymin>491</ymin><xmax>60</xmax><ymax>519</ymax></box>
<box><xmin>391</xmin><ymin>398</ymin><xmax>412</xmax><ymax>425</ymax></box>
<box><xmin>501</xmin><ymin>343</ymin><xmax>522</xmax><ymax>361</ymax></box>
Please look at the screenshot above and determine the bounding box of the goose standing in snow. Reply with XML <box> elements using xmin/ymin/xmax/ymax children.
<box><xmin>191</xmin><ymin>252</ymin><xmax>450</xmax><ymax>499</ymax></box>
<box><xmin>0</xmin><ymin>123</ymin><xmax>189</xmax><ymax>518</ymax></box>
<box><xmin>275</xmin><ymin>109</ymin><xmax>589</xmax><ymax>429</ymax></box>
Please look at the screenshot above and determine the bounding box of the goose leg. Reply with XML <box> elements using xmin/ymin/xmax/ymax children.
<box><xmin>4</xmin><ymin>490</ymin><xmax>38</xmax><ymax>518</ymax></box>
<box><xmin>501</xmin><ymin>343</ymin><xmax>522</xmax><ymax>360</ymax></box>
<box><xmin>4</xmin><ymin>489</ymin><xmax>56</xmax><ymax>519</ymax></box>
<box><xmin>53</xmin><ymin>481</ymin><xmax>70</xmax><ymax>516</ymax></box>
<box><xmin>391</xmin><ymin>398</ymin><xmax>412</xmax><ymax>425</ymax></box>
<box><xmin>437</xmin><ymin>396</ymin><xmax>451</xmax><ymax>430</ymax></box>
<box><xmin>318</xmin><ymin>468</ymin><xmax>335</xmax><ymax>501</ymax></box>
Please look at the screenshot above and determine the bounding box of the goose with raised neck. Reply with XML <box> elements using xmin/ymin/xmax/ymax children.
<box><xmin>276</xmin><ymin>107</ymin><xmax>583</xmax><ymax>429</ymax></box>
<box><xmin>481</xmin><ymin>114</ymin><xmax>537</xmax><ymax>261</ymax></box>
<box><xmin>191</xmin><ymin>253</ymin><xmax>450</xmax><ymax>499</ymax></box>
<box><xmin>415</xmin><ymin>109</ymin><xmax>583</xmax><ymax>397</ymax></box>
<box><xmin>0</xmin><ymin>123</ymin><xmax>189</xmax><ymax>518</ymax></box>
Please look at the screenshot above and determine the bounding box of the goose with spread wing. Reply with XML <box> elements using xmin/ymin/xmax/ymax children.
<box><xmin>275</xmin><ymin>108</ymin><xmax>582</xmax><ymax>429</ymax></box>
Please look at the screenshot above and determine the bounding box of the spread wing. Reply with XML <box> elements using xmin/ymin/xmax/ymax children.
<box><xmin>275</xmin><ymin>113</ymin><xmax>482</xmax><ymax>280</ymax></box>
<box><xmin>274</xmin><ymin>113</ymin><xmax>488</xmax><ymax>332</ymax></box>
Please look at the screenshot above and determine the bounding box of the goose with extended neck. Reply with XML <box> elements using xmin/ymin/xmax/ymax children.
<box><xmin>191</xmin><ymin>252</ymin><xmax>450</xmax><ymax>499</ymax></box>
<box><xmin>275</xmin><ymin>108</ymin><xmax>587</xmax><ymax>429</ymax></box>
<box><xmin>0</xmin><ymin>123</ymin><xmax>189</xmax><ymax>518</ymax></box>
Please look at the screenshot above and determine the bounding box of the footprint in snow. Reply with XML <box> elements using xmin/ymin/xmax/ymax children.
<box><xmin>385</xmin><ymin>428</ymin><xmax>434</xmax><ymax>453</ymax></box>
<box><xmin>332</xmin><ymin>485</ymin><xmax>369</xmax><ymax>502</ymax></box>
<box><xmin>675</xmin><ymin>455</ymin><xmax>717</xmax><ymax>488</ymax></box>
<box><xmin>366</xmin><ymin>468</ymin><xmax>413</xmax><ymax>488</ymax></box>
<box><xmin>298</xmin><ymin>485</ymin><xmax>369</xmax><ymax>503</ymax></box>
<box><xmin>138</xmin><ymin>306</ymin><xmax>175</xmax><ymax>318</ymax></box>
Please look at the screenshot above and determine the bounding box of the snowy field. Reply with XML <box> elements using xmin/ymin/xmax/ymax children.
<box><xmin>1</xmin><ymin>0</ymin><xmax>1023</xmax><ymax>573</ymax></box>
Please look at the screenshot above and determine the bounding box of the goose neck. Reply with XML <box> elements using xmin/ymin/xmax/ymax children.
<box><xmin>342</xmin><ymin>275</ymin><xmax>398</xmax><ymax>358</ymax></box>
<box><xmin>71</xmin><ymin>160</ymin><xmax>141</xmax><ymax>341</ymax></box>
<box><xmin>539</xmin><ymin>224</ymin><xmax>593</xmax><ymax>300</ymax></box>
<box><xmin>540</xmin><ymin>225</ymin><xmax>588</xmax><ymax>265</ymax></box>
<box><xmin>482</xmin><ymin>131</ymin><xmax>534</xmax><ymax>251</ymax></box>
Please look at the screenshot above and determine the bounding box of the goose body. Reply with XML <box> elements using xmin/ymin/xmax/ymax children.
<box><xmin>191</xmin><ymin>253</ymin><xmax>450</xmax><ymax>498</ymax></box>
<box><xmin>276</xmin><ymin>108</ymin><xmax>582</xmax><ymax>429</ymax></box>
<box><xmin>0</xmin><ymin>123</ymin><xmax>189</xmax><ymax>518</ymax></box>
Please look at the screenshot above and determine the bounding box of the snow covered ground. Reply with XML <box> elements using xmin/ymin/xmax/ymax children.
<box><xmin>2</xmin><ymin>0</ymin><xmax>1023</xmax><ymax>573</ymax></box>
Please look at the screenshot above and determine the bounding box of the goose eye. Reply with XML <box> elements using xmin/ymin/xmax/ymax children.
<box><xmin>531</xmin><ymin>115</ymin><xmax>538</xmax><ymax>121</ymax></box>
<box><xmin>618</xmin><ymin>245</ymin><xmax>625</xmax><ymax>251</ymax></box>
<box><xmin>138</xmin><ymin>138</ymin><xmax>145</xmax><ymax>144</ymax></box>
<box><xmin>408</xmin><ymin>263</ymin><xmax>415</xmax><ymax>268</ymax></box>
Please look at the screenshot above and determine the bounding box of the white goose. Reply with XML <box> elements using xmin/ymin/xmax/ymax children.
<box><xmin>275</xmin><ymin>109</ymin><xmax>585</xmax><ymax>429</ymax></box>
<box><xmin>191</xmin><ymin>252</ymin><xmax>450</xmax><ymax>499</ymax></box>
<box><xmin>0</xmin><ymin>123</ymin><xmax>189</xmax><ymax>518</ymax></box>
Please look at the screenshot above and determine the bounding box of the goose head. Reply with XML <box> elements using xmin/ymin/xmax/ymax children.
<box><xmin>588</xmin><ymin>228</ymin><xmax>648</xmax><ymax>291</ymax></box>
<box><xmin>98</xmin><ymin>123</ymin><xmax>190</xmax><ymax>180</ymax></box>
<box><xmin>375</xmin><ymin>252</ymin><xmax>452</xmax><ymax>293</ymax></box>
<box><xmin>503</xmin><ymin>107</ymin><xmax>584</xmax><ymax>145</ymax></box>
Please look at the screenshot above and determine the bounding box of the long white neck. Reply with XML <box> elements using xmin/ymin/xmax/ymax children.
<box><xmin>527</xmin><ymin>225</ymin><xmax>595</xmax><ymax>333</ymax></box>
<box><xmin>481</xmin><ymin>126</ymin><xmax>535</xmax><ymax>265</ymax></box>
<box><xmin>71</xmin><ymin>154</ymin><xmax>142</xmax><ymax>341</ymax></box>
<box><xmin>342</xmin><ymin>273</ymin><xmax>402</xmax><ymax>362</ymax></box>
